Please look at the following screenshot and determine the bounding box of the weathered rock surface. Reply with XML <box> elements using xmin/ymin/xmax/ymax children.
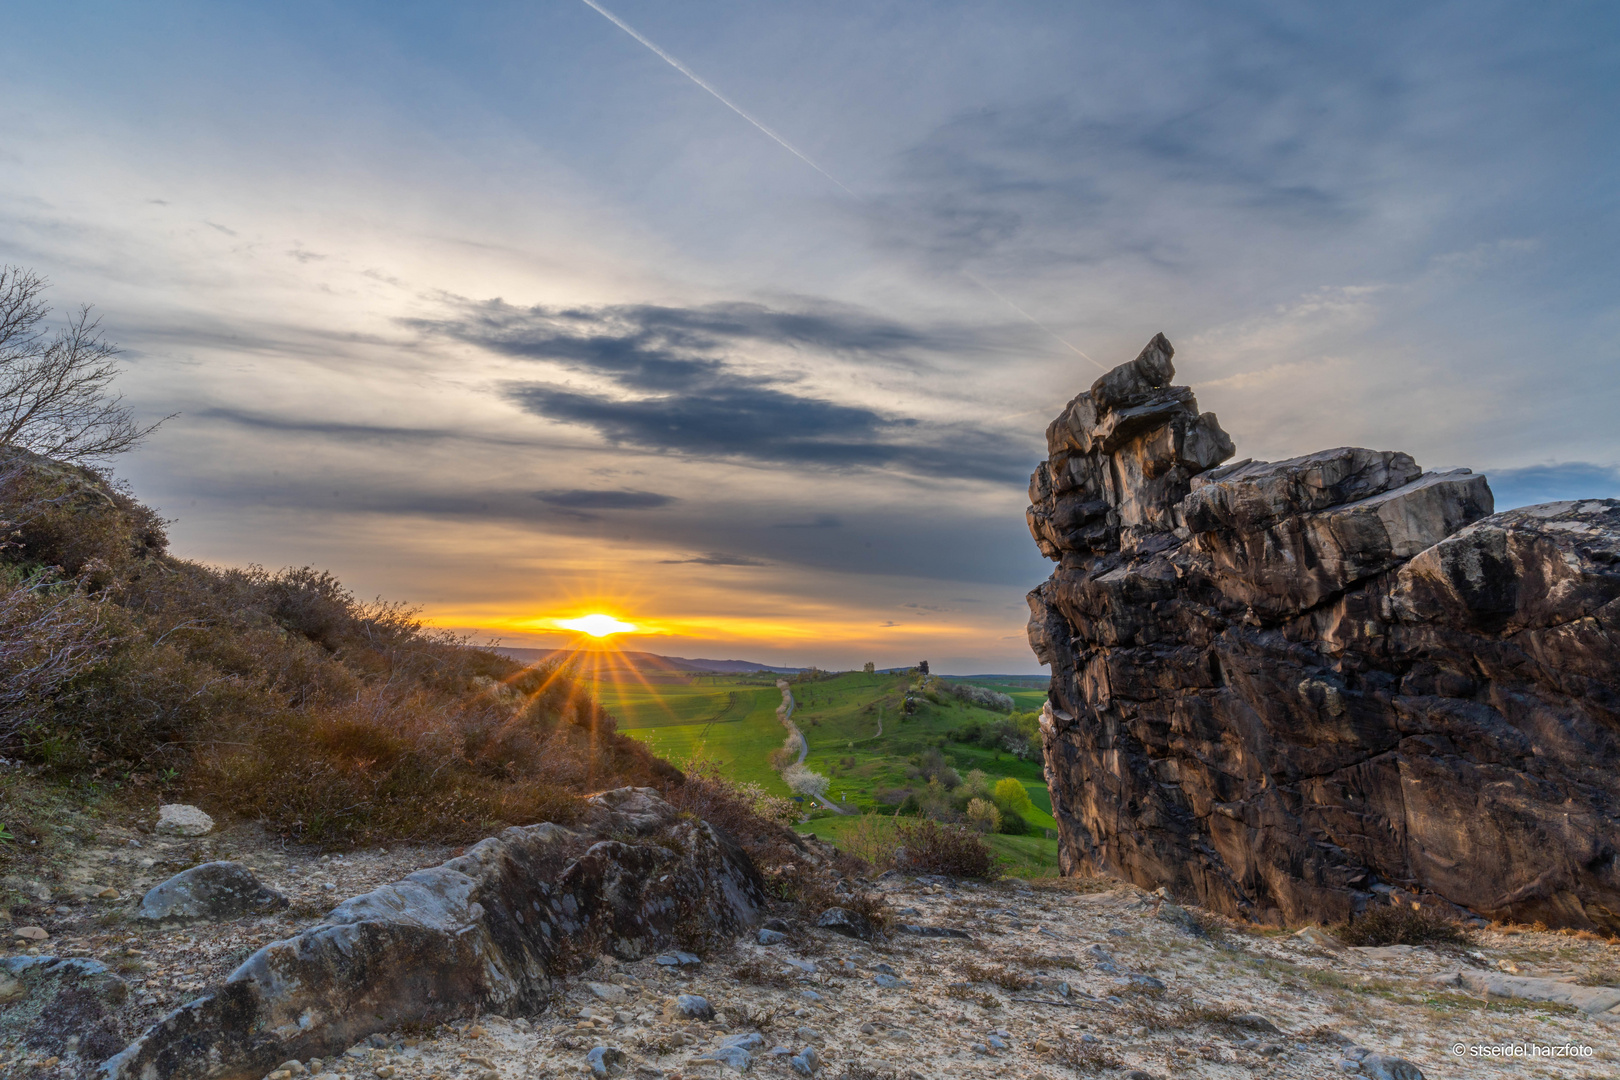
<box><xmin>815</xmin><ymin>907</ymin><xmax>876</xmax><ymax>940</ymax></box>
<box><xmin>154</xmin><ymin>803</ymin><xmax>215</xmax><ymax>836</ymax></box>
<box><xmin>137</xmin><ymin>861</ymin><xmax>287</xmax><ymax>922</ymax></box>
<box><xmin>1026</xmin><ymin>334</ymin><xmax>1620</xmax><ymax>930</ymax></box>
<box><xmin>0</xmin><ymin>955</ymin><xmax>130</xmax><ymax>1065</ymax></box>
<box><xmin>103</xmin><ymin>788</ymin><xmax>767</xmax><ymax>1080</ymax></box>
<box><xmin>1426</xmin><ymin>969</ymin><xmax>1620</xmax><ymax>1014</ymax></box>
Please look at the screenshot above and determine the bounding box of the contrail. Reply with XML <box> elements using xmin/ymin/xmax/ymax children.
<box><xmin>577</xmin><ymin>0</ymin><xmax>855</xmax><ymax>198</ymax></box>
<box><xmin>577</xmin><ymin>0</ymin><xmax>1104</xmax><ymax>372</ymax></box>
<box><xmin>961</xmin><ymin>270</ymin><xmax>1102</xmax><ymax>370</ymax></box>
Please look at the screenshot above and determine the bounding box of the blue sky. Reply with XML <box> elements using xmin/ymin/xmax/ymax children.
<box><xmin>2</xmin><ymin>1</ymin><xmax>1616</xmax><ymax>671</ymax></box>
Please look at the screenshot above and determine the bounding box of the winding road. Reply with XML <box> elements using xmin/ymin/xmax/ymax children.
<box><xmin>774</xmin><ymin>680</ymin><xmax>849</xmax><ymax>814</ymax></box>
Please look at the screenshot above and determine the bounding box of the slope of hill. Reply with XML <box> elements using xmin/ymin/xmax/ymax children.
<box><xmin>0</xmin><ymin>449</ymin><xmax>683</xmax><ymax>896</ymax></box>
<box><xmin>588</xmin><ymin>667</ymin><xmax>1061</xmax><ymax>876</ymax></box>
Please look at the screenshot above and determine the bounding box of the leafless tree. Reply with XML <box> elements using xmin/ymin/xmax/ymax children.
<box><xmin>0</xmin><ymin>265</ymin><xmax>171</xmax><ymax>463</ymax></box>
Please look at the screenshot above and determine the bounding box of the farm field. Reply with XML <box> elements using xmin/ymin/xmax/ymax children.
<box><xmin>593</xmin><ymin>664</ymin><xmax>1061</xmax><ymax>875</ymax></box>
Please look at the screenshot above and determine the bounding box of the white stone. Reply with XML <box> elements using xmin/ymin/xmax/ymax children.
<box><xmin>156</xmin><ymin>804</ymin><xmax>215</xmax><ymax>836</ymax></box>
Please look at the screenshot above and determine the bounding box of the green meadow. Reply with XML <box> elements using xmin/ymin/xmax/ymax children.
<box><xmin>598</xmin><ymin>668</ymin><xmax>1060</xmax><ymax>875</ymax></box>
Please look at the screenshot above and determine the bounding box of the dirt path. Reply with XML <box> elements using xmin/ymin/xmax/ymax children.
<box><xmin>775</xmin><ymin>679</ymin><xmax>848</xmax><ymax>815</ymax></box>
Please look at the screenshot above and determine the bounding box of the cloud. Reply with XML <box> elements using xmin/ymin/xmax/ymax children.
<box><xmin>411</xmin><ymin>298</ymin><xmax>1036</xmax><ymax>482</ymax></box>
<box><xmin>773</xmin><ymin>514</ymin><xmax>842</xmax><ymax>529</ymax></box>
<box><xmin>532</xmin><ymin>488</ymin><xmax>678</xmax><ymax>510</ymax></box>
<box><xmin>1483</xmin><ymin>463</ymin><xmax>1620</xmax><ymax>510</ymax></box>
<box><xmin>412</xmin><ymin>298</ymin><xmax>954</xmax><ymax>377</ymax></box>
<box><xmin>659</xmin><ymin>552</ymin><xmax>767</xmax><ymax>566</ymax></box>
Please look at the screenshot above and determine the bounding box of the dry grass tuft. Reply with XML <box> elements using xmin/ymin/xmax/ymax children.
<box><xmin>956</xmin><ymin>961</ymin><xmax>1032</xmax><ymax>992</ymax></box>
<box><xmin>1334</xmin><ymin>904</ymin><xmax>1473</xmax><ymax>948</ymax></box>
<box><xmin>1047</xmin><ymin>1035</ymin><xmax>1122</xmax><ymax>1073</ymax></box>
<box><xmin>894</xmin><ymin>817</ymin><xmax>996</xmax><ymax>878</ymax></box>
<box><xmin>729</xmin><ymin>958</ymin><xmax>796</xmax><ymax>989</ymax></box>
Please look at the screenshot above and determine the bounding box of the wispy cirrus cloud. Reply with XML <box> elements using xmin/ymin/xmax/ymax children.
<box><xmin>659</xmin><ymin>552</ymin><xmax>767</xmax><ymax>566</ymax></box>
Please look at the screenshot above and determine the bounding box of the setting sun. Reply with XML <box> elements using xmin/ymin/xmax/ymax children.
<box><xmin>556</xmin><ymin>613</ymin><xmax>637</xmax><ymax>638</ymax></box>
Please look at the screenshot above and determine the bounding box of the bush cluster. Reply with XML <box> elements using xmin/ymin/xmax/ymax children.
<box><xmin>1334</xmin><ymin>903</ymin><xmax>1473</xmax><ymax>947</ymax></box>
<box><xmin>937</xmin><ymin>681</ymin><xmax>1015</xmax><ymax>713</ymax></box>
<box><xmin>954</xmin><ymin>712</ymin><xmax>1042</xmax><ymax>761</ymax></box>
<box><xmin>888</xmin><ymin>762</ymin><xmax>1034</xmax><ymax>835</ymax></box>
<box><xmin>0</xmin><ymin>451</ymin><xmax>680</xmax><ymax>848</ymax></box>
<box><xmin>895</xmin><ymin>816</ymin><xmax>996</xmax><ymax>878</ymax></box>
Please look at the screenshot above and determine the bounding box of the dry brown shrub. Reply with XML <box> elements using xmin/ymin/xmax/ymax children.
<box><xmin>730</xmin><ymin>958</ymin><xmax>796</xmax><ymax>989</ymax></box>
<box><xmin>942</xmin><ymin>984</ymin><xmax>999</xmax><ymax>1008</ymax></box>
<box><xmin>833</xmin><ymin>813</ymin><xmax>900</xmax><ymax>870</ymax></box>
<box><xmin>956</xmin><ymin>961</ymin><xmax>1031</xmax><ymax>991</ymax></box>
<box><xmin>895</xmin><ymin>817</ymin><xmax>995</xmax><ymax>878</ymax></box>
<box><xmin>1048</xmin><ymin>1034</ymin><xmax>1121</xmax><ymax>1073</ymax></box>
<box><xmin>661</xmin><ymin>760</ymin><xmax>804</xmax><ymax>872</ymax></box>
<box><xmin>781</xmin><ymin>872</ymin><xmax>892</xmax><ymax>934</ymax></box>
<box><xmin>1334</xmin><ymin>905</ymin><xmax>1472</xmax><ymax>948</ymax></box>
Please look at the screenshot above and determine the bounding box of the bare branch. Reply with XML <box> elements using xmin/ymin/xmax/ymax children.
<box><xmin>0</xmin><ymin>268</ymin><xmax>173</xmax><ymax>463</ymax></box>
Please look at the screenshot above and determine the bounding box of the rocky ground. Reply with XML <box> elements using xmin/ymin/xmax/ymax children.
<box><xmin>4</xmin><ymin>819</ymin><xmax>1619</xmax><ymax>1079</ymax></box>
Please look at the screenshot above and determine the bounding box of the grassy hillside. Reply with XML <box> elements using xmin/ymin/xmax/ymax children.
<box><xmin>598</xmin><ymin>678</ymin><xmax>795</xmax><ymax>793</ymax></box>
<box><xmin>0</xmin><ymin>448</ymin><xmax>687</xmax><ymax>888</ymax></box>
<box><xmin>604</xmin><ymin>668</ymin><xmax>1061</xmax><ymax>875</ymax></box>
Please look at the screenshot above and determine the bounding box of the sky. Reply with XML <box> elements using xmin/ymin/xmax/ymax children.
<box><xmin>2</xmin><ymin>1</ymin><xmax>1617</xmax><ymax>673</ymax></box>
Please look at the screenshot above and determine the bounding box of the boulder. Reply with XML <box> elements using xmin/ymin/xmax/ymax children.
<box><xmin>103</xmin><ymin>788</ymin><xmax>767</xmax><ymax>1080</ymax></box>
<box><xmin>1341</xmin><ymin>1046</ymin><xmax>1426</xmax><ymax>1079</ymax></box>
<box><xmin>0</xmin><ymin>956</ymin><xmax>130</xmax><ymax>1066</ymax></box>
<box><xmin>587</xmin><ymin>1046</ymin><xmax>624</xmax><ymax>1077</ymax></box>
<box><xmin>1427</xmin><ymin>970</ymin><xmax>1620</xmax><ymax>1015</ymax></box>
<box><xmin>670</xmin><ymin>994</ymin><xmax>714</xmax><ymax>1021</ymax></box>
<box><xmin>138</xmin><ymin>862</ymin><xmax>287</xmax><ymax>922</ymax></box>
<box><xmin>155</xmin><ymin>804</ymin><xmax>215</xmax><ymax>836</ymax></box>
<box><xmin>1026</xmin><ymin>334</ymin><xmax>1620</xmax><ymax>931</ymax></box>
<box><xmin>815</xmin><ymin>907</ymin><xmax>875</xmax><ymax>940</ymax></box>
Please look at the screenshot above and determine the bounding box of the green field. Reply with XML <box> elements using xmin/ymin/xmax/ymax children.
<box><xmin>598</xmin><ymin>679</ymin><xmax>796</xmax><ymax>794</ymax></box>
<box><xmin>599</xmin><ymin>668</ymin><xmax>1061</xmax><ymax>876</ymax></box>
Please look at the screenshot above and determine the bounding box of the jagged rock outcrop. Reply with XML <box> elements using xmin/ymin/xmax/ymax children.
<box><xmin>1026</xmin><ymin>334</ymin><xmax>1620</xmax><ymax>930</ymax></box>
<box><xmin>103</xmin><ymin>788</ymin><xmax>767</xmax><ymax>1080</ymax></box>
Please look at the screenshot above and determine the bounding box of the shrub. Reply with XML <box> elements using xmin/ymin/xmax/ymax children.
<box><xmin>993</xmin><ymin>777</ymin><xmax>1035</xmax><ymax>818</ymax></box>
<box><xmin>0</xmin><ymin>571</ymin><xmax>111</xmax><ymax>745</ymax></box>
<box><xmin>965</xmin><ymin>797</ymin><xmax>1001</xmax><ymax>833</ymax></box>
<box><xmin>895</xmin><ymin>817</ymin><xmax>996</xmax><ymax>878</ymax></box>
<box><xmin>1334</xmin><ymin>903</ymin><xmax>1473</xmax><ymax>947</ymax></box>
<box><xmin>959</xmin><ymin>768</ymin><xmax>992</xmax><ymax>802</ymax></box>
<box><xmin>834</xmin><ymin>813</ymin><xmax>900</xmax><ymax>869</ymax></box>
<box><xmin>996</xmin><ymin>808</ymin><xmax>1029</xmax><ymax>835</ymax></box>
<box><xmin>0</xmin><ymin>451</ymin><xmax>697</xmax><ymax>847</ymax></box>
<box><xmin>915</xmin><ymin>746</ymin><xmax>960</xmax><ymax>788</ymax></box>
<box><xmin>651</xmin><ymin>761</ymin><xmax>807</xmax><ymax>877</ymax></box>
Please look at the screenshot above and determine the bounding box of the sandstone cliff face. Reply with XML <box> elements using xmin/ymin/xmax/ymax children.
<box><xmin>1026</xmin><ymin>335</ymin><xmax>1620</xmax><ymax>930</ymax></box>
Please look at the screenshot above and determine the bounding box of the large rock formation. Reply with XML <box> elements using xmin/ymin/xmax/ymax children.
<box><xmin>103</xmin><ymin>788</ymin><xmax>767</xmax><ymax>1080</ymax></box>
<box><xmin>1026</xmin><ymin>334</ymin><xmax>1620</xmax><ymax>930</ymax></box>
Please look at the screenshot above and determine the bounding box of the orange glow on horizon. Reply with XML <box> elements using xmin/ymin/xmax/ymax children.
<box><xmin>555</xmin><ymin>613</ymin><xmax>638</xmax><ymax>637</ymax></box>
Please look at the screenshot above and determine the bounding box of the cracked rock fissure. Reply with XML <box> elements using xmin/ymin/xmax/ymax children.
<box><xmin>1026</xmin><ymin>332</ymin><xmax>1620</xmax><ymax>931</ymax></box>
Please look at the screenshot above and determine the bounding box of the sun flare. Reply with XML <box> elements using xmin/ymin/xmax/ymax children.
<box><xmin>556</xmin><ymin>613</ymin><xmax>637</xmax><ymax>638</ymax></box>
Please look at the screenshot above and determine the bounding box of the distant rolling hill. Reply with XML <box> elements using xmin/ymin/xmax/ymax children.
<box><xmin>493</xmin><ymin>647</ymin><xmax>805</xmax><ymax>675</ymax></box>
